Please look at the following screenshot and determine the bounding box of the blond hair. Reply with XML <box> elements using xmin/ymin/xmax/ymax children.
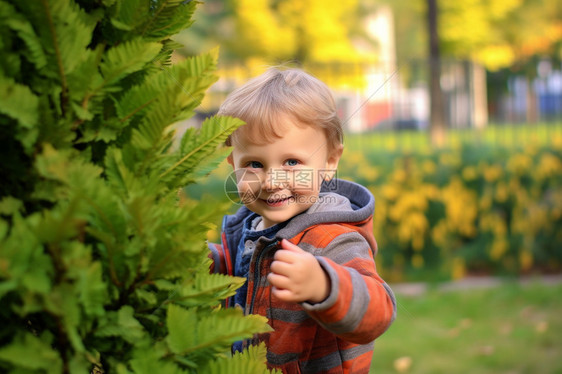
<box><xmin>218</xmin><ymin>68</ymin><xmax>343</xmax><ymax>152</ymax></box>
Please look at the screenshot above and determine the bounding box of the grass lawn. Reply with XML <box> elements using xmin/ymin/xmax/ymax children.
<box><xmin>370</xmin><ymin>280</ymin><xmax>562</xmax><ymax>374</ymax></box>
<box><xmin>345</xmin><ymin>123</ymin><xmax>562</xmax><ymax>153</ymax></box>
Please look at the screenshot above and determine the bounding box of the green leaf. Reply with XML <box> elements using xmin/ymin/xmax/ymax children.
<box><xmin>129</xmin><ymin>346</ymin><xmax>183</xmax><ymax>374</ymax></box>
<box><xmin>204</xmin><ymin>343</ymin><xmax>277</xmax><ymax>374</ymax></box>
<box><xmin>143</xmin><ymin>1</ymin><xmax>197</xmax><ymax>40</ymax></box>
<box><xmin>95</xmin><ymin>306</ymin><xmax>147</xmax><ymax>344</ymax></box>
<box><xmin>129</xmin><ymin>95</ymin><xmax>176</xmax><ymax>151</ymax></box>
<box><xmin>190</xmin><ymin>146</ymin><xmax>233</xmax><ymax>181</ymax></box>
<box><xmin>100</xmin><ymin>39</ymin><xmax>162</xmax><ymax>85</ymax></box>
<box><xmin>174</xmin><ymin>273</ymin><xmax>245</xmax><ymax>307</ymax></box>
<box><xmin>35</xmin><ymin>144</ymin><xmax>103</xmax><ymax>185</ymax></box>
<box><xmin>0</xmin><ymin>76</ymin><xmax>38</xmax><ymax>128</ymax></box>
<box><xmin>65</xmin><ymin>45</ymin><xmax>104</xmax><ymax>92</ymax></box>
<box><xmin>41</xmin><ymin>0</ymin><xmax>99</xmax><ymax>75</ymax></box>
<box><xmin>0</xmin><ymin>1</ymin><xmax>47</xmax><ymax>70</ymax></box>
<box><xmin>159</xmin><ymin>116</ymin><xmax>244</xmax><ymax>189</ymax></box>
<box><xmin>0</xmin><ymin>196</ymin><xmax>23</xmax><ymax>215</ymax></box>
<box><xmin>166</xmin><ymin>305</ymin><xmax>272</xmax><ymax>356</ymax></box>
<box><xmin>76</xmin><ymin>261</ymin><xmax>107</xmax><ymax>317</ymax></box>
<box><xmin>42</xmin><ymin>283</ymin><xmax>85</xmax><ymax>353</ymax></box>
<box><xmin>0</xmin><ymin>332</ymin><xmax>62</xmax><ymax>371</ymax></box>
<box><xmin>165</xmin><ymin>304</ymin><xmax>197</xmax><ymax>354</ymax></box>
<box><xmin>147</xmin><ymin>242</ymin><xmax>204</xmax><ymax>280</ymax></box>
<box><xmin>104</xmin><ymin>147</ymin><xmax>141</xmax><ymax>197</ymax></box>
<box><xmin>110</xmin><ymin>0</ymin><xmax>150</xmax><ymax>31</ymax></box>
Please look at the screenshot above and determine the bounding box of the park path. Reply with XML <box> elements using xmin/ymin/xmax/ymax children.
<box><xmin>390</xmin><ymin>274</ymin><xmax>562</xmax><ymax>297</ymax></box>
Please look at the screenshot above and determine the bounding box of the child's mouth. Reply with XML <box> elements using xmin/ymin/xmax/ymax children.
<box><xmin>264</xmin><ymin>196</ymin><xmax>294</xmax><ymax>207</ymax></box>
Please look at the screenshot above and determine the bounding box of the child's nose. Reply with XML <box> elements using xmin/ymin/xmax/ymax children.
<box><xmin>264</xmin><ymin>169</ymin><xmax>289</xmax><ymax>191</ymax></box>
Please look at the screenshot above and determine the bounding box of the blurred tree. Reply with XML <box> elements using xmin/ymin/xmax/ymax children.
<box><xmin>379</xmin><ymin>0</ymin><xmax>426</xmax><ymax>65</ymax></box>
<box><xmin>174</xmin><ymin>0</ymin><xmax>238</xmax><ymax>61</ymax></box>
<box><xmin>440</xmin><ymin>0</ymin><xmax>562</xmax><ymax>71</ymax></box>
<box><xmin>427</xmin><ymin>0</ymin><xmax>446</xmax><ymax>146</ymax></box>
<box><xmin>383</xmin><ymin>0</ymin><xmax>562</xmax><ymax>130</ymax></box>
<box><xmin>178</xmin><ymin>0</ymin><xmax>378</xmax><ymax>65</ymax></box>
<box><xmin>385</xmin><ymin>0</ymin><xmax>562</xmax><ymax>71</ymax></box>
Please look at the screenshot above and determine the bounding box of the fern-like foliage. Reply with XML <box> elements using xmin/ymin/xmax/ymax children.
<box><xmin>0</xmin><ymin>1</ymin><xmax>271</xmax><ymax>373</ymax></box>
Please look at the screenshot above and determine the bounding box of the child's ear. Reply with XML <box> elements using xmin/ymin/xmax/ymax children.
<box><xmin>326</xmin><ymin>144</ymin><xmax>343</xmax><ymax>172</ymax></box>
<box><xmin>227</xmin><ymin>153</ymin><xmax>234</xmax><ymax>168</ymax></box>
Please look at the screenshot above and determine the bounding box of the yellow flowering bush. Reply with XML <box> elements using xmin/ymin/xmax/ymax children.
<box><xmin>339</xmin><ymin>137</ymin><xmax>562</xmax><ymax>282</ymax></box>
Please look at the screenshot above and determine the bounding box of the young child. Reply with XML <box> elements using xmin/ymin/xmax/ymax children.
<box><xmin>209</xmin><ymin>68</ymin><xmax>396</xmax><ymax>374</ymax></box>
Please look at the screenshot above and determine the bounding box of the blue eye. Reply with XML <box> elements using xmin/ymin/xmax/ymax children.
<box><xmin>248</xmin><ymin>161</ymin><xmax>263</xmax><ymax>168</ymax></box>
<box><xmin>286</xmin><ymin>159</ymin><xmax>299</xmax><ymax>166</ymax></box>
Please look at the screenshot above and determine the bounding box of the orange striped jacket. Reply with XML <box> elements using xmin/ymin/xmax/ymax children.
<box><xmin>209</xmin><ymin>180</ymin><xmax>396</xmax><ymax>373</ymax></box>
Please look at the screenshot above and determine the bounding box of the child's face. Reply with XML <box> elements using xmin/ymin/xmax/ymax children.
<box><xmin>228</xmin><ymin>115</ymin><xmax>342</xmax><ymax>229</ymax></box>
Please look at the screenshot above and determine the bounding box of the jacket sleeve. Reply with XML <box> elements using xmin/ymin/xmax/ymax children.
<box><xmin>300</xmin><ymin>231</ymin><xmax>396</xmax><ymax>344</ymax></box>
<box><xmin>207</xmin><ymin>240</ymin><xmax>231</xmax><ymax>275</ymax></box>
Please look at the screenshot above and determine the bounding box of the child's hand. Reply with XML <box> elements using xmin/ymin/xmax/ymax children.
<box><xmin>268</xmin><ymin>239</ymin><xmax>330</xmax><ymax>304</ymax></box>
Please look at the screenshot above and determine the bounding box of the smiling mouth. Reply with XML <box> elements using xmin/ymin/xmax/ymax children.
<box><xmin>263</xmin><ymin>196</ymin><xmax>294</xmax><ymax>207</ymax></box>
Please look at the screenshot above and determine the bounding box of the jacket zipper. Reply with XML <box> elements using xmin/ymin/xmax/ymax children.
<box><xmin>247</xmin><ymin>241</ymin><xmax>278</xmax><ymax>315</ymax></box>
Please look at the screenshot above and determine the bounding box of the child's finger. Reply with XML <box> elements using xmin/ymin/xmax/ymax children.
<box><xmin>271</xmin><ymin>286</ymin><xmax>297</xmax><ymax>303</ymax></box>
<box><xmin>273</xmin><ymin>249</ymin><xmax>299</xmax><ymax>264</ymax></box>
<box><xmin>267</xmin><ymin>272</ymin><xmax>290</xmax><ymax>289</ymax></box>
<box><xmin>270</xmin><ymin>259</ymin><xmax>293</xmax><ymax>276</ymax></box>
<box><xmin>279</xmin><ymin>239</ymin><xmax>305</xmax><ymax>253</ymax></box>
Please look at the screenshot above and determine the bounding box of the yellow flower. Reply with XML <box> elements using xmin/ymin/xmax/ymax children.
<box><xmin>536</xmin><ymin>152</ymin><xmax>562</xmax><ymax>180</ymax></box>
<box><xmin>381</xmin><ymin>184</ymin><xmax>400</xmax><ymax>201</ymax></box>
<box><xmin>519</xmin><ymin>249</ymin><xmax>534</xmax><ymax>272</ymax></box>
<box><xmin>389</xmin><ymin>191</ymin><xmax>428</xmax><ymax>221</ymax></box>
<box><xmin>422</xmin><ymin>160</ymin><xmax>437</xmax><ymax>175</ymax></box>
<box><xmin>524</xmin><ymin>144</ymin><xmax>539</xmax><ymax>157</ymax></box>
<box><xmin>431</xmin><ymin>220</ymin><xmax>449</xmax><ymax>247</ymax></box>
<box><xmin>392</xmin><ymin>169</ymin><xmax>407</xmax><ymax>184</ymax></box>
<box><xmin>420</xmin><ymin>183</ymin><xmax>439</xmax><ymax>200</ymax></box>
<box><xmin>397</xmin><ymin>212</ymin><xmax>429</xmax><ymax>250</ymax></box>
<box><xmin>490</xmin><ymin>237</ymin><xmax>508</xmax><ymax>260</ymax></box>
<box><xmin>483</xmin><ymin>164</ymin><xmax>503</xmax><ymax>182</ymax></box>
<box><xmin>441</xmin><ymin>178</ymin><xmax>477</xmax><ymax>237</ymax></box>
<box><xmin>480</xmin><ymin>212</ymin><xmax>507</xmax><ymax>236</ymax></box>
<box><xmin>495</xmin><ymin>182</ymin><xmax>509</xmax><ymax>203</ymax></box>
<box><xmin>452</xmin><ymin>258</ymin><xmax>466</xmax><ymax>280</ymax></box>
<box><xmin>412</xmin><ymin>254</ymin><xmax>424</xmax><ymax>268</ymax></box>
<box><xmin>507</xmin><ymin>153</ymin><xmax>533</xmax><ymax>175</ymax></box>
<box><xmin>462</xmin><ymin>166</ymin><xmax>478</xmax><ymax>181</ymax></box>
<box><xmin>552</xmin><ymin>134</ymin><xmax>562</xmax><ymax>150</ymax></box>
<box><xmin>361</xmin><ymin>165</ymin><xmax>379</xmax><ymax>182</ymax></box>
<box><xmin>479</xmin><ymin>194</ymin><xmax>493</xmax><ymax>211</ymax></box>
<box><xmin>525</xmin><ymin>204</ymin><xmax>549</xmax><ymax>235</ymax></box>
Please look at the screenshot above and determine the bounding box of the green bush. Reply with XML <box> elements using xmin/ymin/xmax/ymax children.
<box><xmin>0</xmin><ymin>1</ymin><xmax>273</xmax><ymax>373</ymax></box>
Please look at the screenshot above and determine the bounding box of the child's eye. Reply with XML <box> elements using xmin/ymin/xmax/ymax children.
<box><xmin>285</xmin><ymin>159</ymin><xmax>299</xmax><ymax>167</ymax></box>
<box><xmin>247</xmin><ymin>161</ymin><xmax>263</xmax><ymax>168</ymax></box>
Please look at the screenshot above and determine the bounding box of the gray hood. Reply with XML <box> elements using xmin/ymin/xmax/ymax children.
<box><xmin>222</xmin><ymin>179</ymin><xmax>375</xmax><ymax>251</ymax></box>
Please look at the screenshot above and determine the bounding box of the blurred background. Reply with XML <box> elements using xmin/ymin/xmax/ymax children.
<box><xmin>178</xmin><ymin>2</ymin><xmax>562</xmax><ymax>371</ymax></box>
<box><xmin>179</xmin><ymin>0</ymin><xmax>562</xmax><ymax>282</ymax></box>
<box><xmin>176</xmin><ymin>0</ymin><xmax>562</xmax><ymax>134</ymax></box>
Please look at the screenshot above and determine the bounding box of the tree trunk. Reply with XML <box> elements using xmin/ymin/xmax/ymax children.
<box><xmin>525</xmin><ymin>75</ymin><xmax>538</xmax><ymax>124</ymax></box>
<box><xmin>427</xmin><ymin>0</ymin><xmax>446</xmax><ymax>146</ymax></box>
